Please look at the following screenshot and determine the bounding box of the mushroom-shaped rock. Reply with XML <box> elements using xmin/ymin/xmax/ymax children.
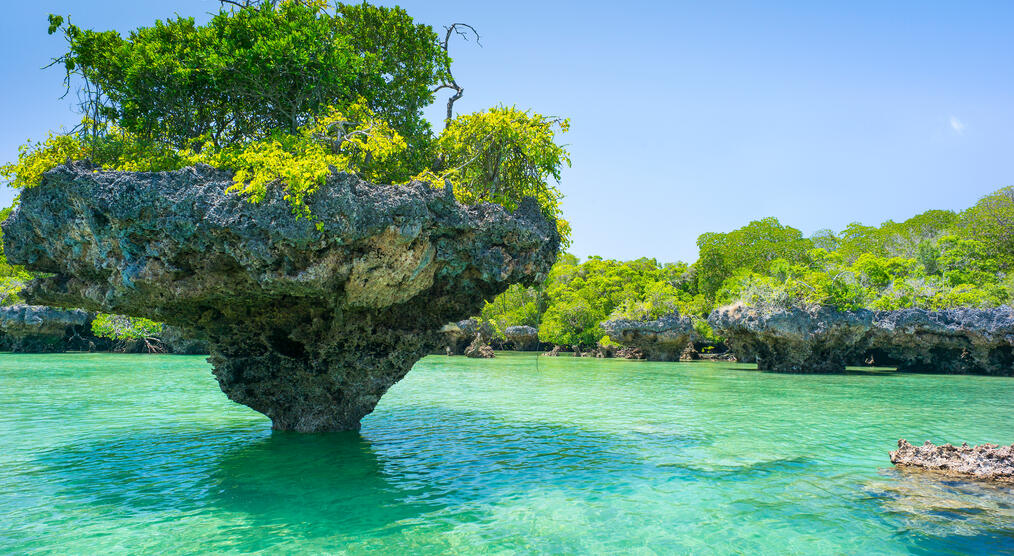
<box><xmin>708</xmin><ymin>303</ymin><xmax>873</xmax><ymax>372</ymax></box>
<box><xmin>870</xmin><ymin>308</ymin><xmax>1014</xmax><ymax>375</ymax></box>
<box><xmin>504</xmin><ymin>325</ymin><xmax>540</xmax><ymax>351</ymax></box>
<box><xmin>3</xmin><ymin>163</ymin><xmax>559</xmax><ymax>431</ymax></box>
<box><xmin>602</xmin><ymin>313</ymin><xmax>695</xmax><ymax>361</ymax></box>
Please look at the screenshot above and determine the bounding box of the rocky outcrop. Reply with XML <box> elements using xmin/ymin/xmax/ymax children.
<box><xmin>161</xmin><ymin>326</ymin><xmax>211</xmax><ymax>355</ymax></box>
<box><xmin>504</xmin><ymin>325</ymin><xmax>540</xmax><ymax>351</ymax></box>
<box><xmin>443</xmin><ymin>318</ymin><xmax>494</xmax><ymax>355</ymax></box>
<box><xmin>542</xmin><ymin>345</ymin><xmax>562</xmax><ymax>357</ymax></box>
<box><xmin>464</xmin><ymin>333</ymin><xmax>495</xmax><ymax>358</ymax></box>
<box><xmin>890</xmin><ymin>440</ymin><xmax>1014</xmax><ymax>483</ymax></box>
<box><xmin>707</xmin><ymin>303</ymin><xmax>1014</xmax><ymax>375</ymax></box>
<box><xmin>0</xmin><ymin>304</ymin><xmax>101</xmax><ymax>352</ymax></box>
<box><xmin>869</xmin><ymin>308</ymin><xmax>1014</xmax><ymax>375</ymax></box>
<box><xmin>4</xmin><ymin>162</ymin><xmax>558</xmax><ymax>431</ymax></box>
<box><xmin>708</xmin><ymin>304</ymin><xmax>874</xmax><ymax>372</ymax></box>
<box><xmin>602</xmin><ymin>313</ymin><xmax>696</xmax><ymax>361</ymax></box>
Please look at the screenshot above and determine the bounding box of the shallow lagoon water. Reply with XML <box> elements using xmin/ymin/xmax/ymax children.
<box><xmin>1</xmin><ymin>353</ymin><xmax>1012</xmax><ymax>554</ymax></box>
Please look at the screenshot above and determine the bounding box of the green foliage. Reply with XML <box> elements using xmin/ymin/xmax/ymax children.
<box><xmin>51</xmin><ymin>1</ymin><xmax>445</xmax><ymax>163</ymax></box>
<box><xmin>957</xmin><ymin>187</ymin><xmax>1014</xmax><ymax>269</ymax></box>
<box><xmin>0</xmin><ymin>205</ymin><xmax>33</xmax><ymax>306</ymax></box>
<box><xmin>537</xmin><ymin>256</ymin><xmax>698</xmax><ymax>347</ymax></box>
<box><xmin>695</xmin><ymin>217</ymin><xmax>811</xmax><ymax>298</ymax></box>
<box><xmin>91</xmin><ymin>313</ymin><xmax>163</xmax><ymax>341</ymax></box>
<box><xmin>478</xmin><ymin>284</ymin><xmax>545</xmax><ymax>339</ymax></box>
<box><xmin>416</xmin><ymin>107</ymin><xmax>572</xmax><ymax>245</ymax></box>
<box><xmin>7</xmin><ymin>4</ymin><xmax>570</xmax><ymax>230</ymax></box>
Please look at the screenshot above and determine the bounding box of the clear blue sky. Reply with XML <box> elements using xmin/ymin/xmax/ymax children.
<box><xmin>2</xmin><ymin>1</ymin><xmax>1013</xmax><ymax>263</ymax></box>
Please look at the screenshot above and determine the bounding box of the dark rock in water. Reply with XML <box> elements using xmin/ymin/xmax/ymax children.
<box><xmin>890</xmin><ymin>439</ymin><xmax>1014</xmax><ymax>483</ymax></box>
<box><xmin>0</xmin><ymin>304</ymin><xmax>97</xmax><ymax>352</ymax></box>
<box><xmin>602</xmin><ymin>313</ymin><xmax>695</xmax><ymax>361</ymax></box>
<box><xmin>464</xmin><ymin>333</ymin><xmax>495</xmax><ymax>359</ymax></box>
<box><xmin>4</xmin><ymin>162</ymin><xmax>558</xmax><ymax>431</ymax></box>
<box><xmin>443</xmin><ymin>318</ymin><xmax>494</xmax><ymax>355</ymax></box>
<box><xmin>679</xmin><ymin>343</ymin><xmax>700</xmax><ymax>361</ymax></box>
<box><xmin>161</xmin><ymin>326</ymin><xmax>211</xmax><ymax>355</ymax></box>
<box><xmin>708</xmin><ymin>303</ymin><xmax>873</xmax><ymax>373</ymax></box>
<box><xmin>504</xmin><ymin>325</ymin><xmax>540</xmax><ymax>351</ymax></box>
<box><xmin>614</xmin><ymin>346</ymin><xmax>644</xmax><ymax>360</ymax></box>
<box><xmin>542</xmin><ymin>345</ymin><xmax>562</xmax><ymax>357</ymax></box>
<box><xmin>870</xmin><ymin>308</ymin><xmax>1014</xmax><ymax>375</ymax></box>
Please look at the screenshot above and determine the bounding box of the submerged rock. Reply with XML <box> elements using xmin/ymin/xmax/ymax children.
<box><xmin>707</xmin><ymin>304</ymin><xmax>873</xmax><ymax>372</ymax></box>
<box><xmin>870</xmin><ymin>308</ymin><xmax>1014</xmax><ymax>375</ymax></box>
<box><xmin>602</xmin><ymin>313</ymin><xmax>696</xmax><ymax>361</ymax></box>
<box><xmin>4</xmin><ymin>162</ymin><xmax>558</xmax><ymax>431</ymax></box>
<box><xmin>0</xmin><ymin>304</ymin><xmax>96</xmax><ymax>352</ymax></box>
<box><xmin>504</xmin><ymin>325</ymin><xmax>540</xmax><ymax>351</ymax></box>
<box><xmin>889</xmin><ymin>439</ymin><xmax>1014</xmax><ymax>484</ymax></box>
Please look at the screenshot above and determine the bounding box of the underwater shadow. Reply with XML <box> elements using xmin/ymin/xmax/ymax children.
<box><xmin>31</xmin><ymin>405</ymin><xmax>715</xmax><ymax>541</ymax></box>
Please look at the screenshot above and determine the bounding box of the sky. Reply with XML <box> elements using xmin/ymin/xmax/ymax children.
<box><xmin>2</xmin><ymin>1</ymin><xmax>1013</xmax><ymax>264</ymax></box>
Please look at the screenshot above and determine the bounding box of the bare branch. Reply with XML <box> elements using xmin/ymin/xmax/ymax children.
<box><xmin>434</xmin><ymin>23</ymin><xmax>481</xmax><ymax>129</ymax></box>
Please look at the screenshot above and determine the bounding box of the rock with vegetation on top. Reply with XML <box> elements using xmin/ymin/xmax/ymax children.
<box><xmin>707</xmin><ymin>303</ymin><xmax>874</xmax><ymax>372</ymax></box>
<box><xmin>889</xmin><ymin>439</ymin><xmax>1014</xmax><ymax>483</ymax></box>
<box><xmin>869</xmin><ymin>308</ymin><xmax>1014</xmax><ymax>375</ymax></box>
<box><xmin>0</xmin><ymin>304</ymin><xmax>95</xmax><ymax>352</ymax></box>
<box><xmin>504</xmin><ymin>325</ymin><xmax>540</xmax><ymax>351</ymax></box>
<box><xmin>3</xmin><ymin>162</ymin><xmax>558</xmax><ymax>431</ymax></box>
<box><xmin>602</xmin><ymin>313</ymin><xmax>696</xmax><ymax>361</ymax></box>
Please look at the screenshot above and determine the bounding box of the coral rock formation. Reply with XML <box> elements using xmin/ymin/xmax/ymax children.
<box><xmin>464</xmin><ymin>333</ymin><xmax>495</xmax><ymax>358</ymax></box>
<box><xmin>504</xmin><ymin>325</ymin><xmax>540</xmax><ymax>351</ymax></box>
<box><xmin>708</xmin><ymin>304</ymin><xmax>874</xmax><ymax>372</ymax></box>
<box><xmin>889</xmin><ymin>439</ymin><xmax>1014</xmax><ymax>483</ymax></box>
<box><xmin>870</xmin><ymin>308</ymin><xmax>1014</xmax><ymax>375</ymax></box>
<box><xmin>4</xmin><ymin>163</ymin><xmax>558</xmax><ymax>431</ymax></box>
<box><xmin>602</xmin><ymin>313</ymin><xmax>696</xmax><ymax>361</ymax></box>
<box><xmin>0</xmin><ymin>304</ymin><xmax>95</xmax><ymax>352</ymax></box>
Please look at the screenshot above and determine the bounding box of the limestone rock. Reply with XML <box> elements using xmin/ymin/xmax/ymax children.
<box><xmin>870</xmin><ymin>308</ymin><xmax>1014</xmax><ymax>375</ymax></box>
<box><xmin>504</xmin><ymin>325</ymin><xmax>540</xmax><ymax>351</ymax></box>
<box><xmin>542</xmin><ymin>345</ymin><xmax>562</xmax><ymax>357</ymax></box>
<box><xmin>4</xmin><ymin>162</ymin><xmax>558</xmax><ymax>431</ymax></box>
<box><xmin>890</xmin><ymin>439</ymin><xmax>1014</xmax><ymax>483</ymax></box>
<box><xmin>679</xmin><ymin>343</ymin><xmax>700</xmax><ymax>361</ymax></box>
<box><xmin>0</xmin><ymin>304</ymin><xmax>97</xmax><ymax>352</ymax></box>
<box><xmin>602</xmin><ymin>313</ymin><xmax>695</xmax><ymax>361</ymax></box>
<box><xmin>464</xmin><ymin>333</ymin><xmax>495</xmax><ymax>358</ymax></box>
<box><xmin>708</xmin><ymin>303</ymin><xmax>874</xmax><ymax>372</ymax></box>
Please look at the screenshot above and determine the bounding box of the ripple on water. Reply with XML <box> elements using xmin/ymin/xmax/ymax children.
<box><xmin>0</xmin><ymin>353</ymin><xmax>1012</xmax><ymax>554</ymax></box>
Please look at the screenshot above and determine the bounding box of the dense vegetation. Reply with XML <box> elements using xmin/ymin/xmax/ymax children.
<box><xmin>0</xmin><ymin>1</ymin><xmax>570</xmax><ymax>345</ymax></box>
<box><xmin>478</xmin><ymin>187</ymin><xmax>1014</xmax><ymax>348</ymax></box>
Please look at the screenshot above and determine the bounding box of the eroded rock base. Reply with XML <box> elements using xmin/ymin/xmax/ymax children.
<box><xmin>210</xmin><ymin>329</ymin><xmax>438</xmax><ymax>432</ymax></box>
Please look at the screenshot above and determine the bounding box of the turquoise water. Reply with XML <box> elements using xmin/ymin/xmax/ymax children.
<box><xmin>1</xmin><ymin>353</ymin><xmax>1012</xmax><ymax>554</ymax></box>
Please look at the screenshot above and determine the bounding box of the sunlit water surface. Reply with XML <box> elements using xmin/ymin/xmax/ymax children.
<box><xmin>1</xmin><ymin>353</ymin><xmax>1012</xmax><ymax>554</ymax></box>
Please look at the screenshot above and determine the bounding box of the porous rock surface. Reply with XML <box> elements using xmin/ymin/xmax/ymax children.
<box><xmin>4</xmin><ymin>162</ymin><xmax>558</xmax><ymax>431</ymax></box>
<box><xmin>706</xmin><ymin>303</ymin><xmax>1014</xmax><ymax>374</ymax></box>
<box><xmin>890</xmin><ymin>439</ymin><xmax>1014</xmax><ymax>483</ymax></box>
<box><xmin>463</xmin><ymin>333</ymin><xmax>495</xmax><ymax>358</ymax></box>
<box><xmin>504</xmin><ymin>325</ymin><xmax>540</xmax><ymax>351</ymax></box>
<box><xmin>707</xmin><ymin>303</ymin><xmax>874</xmax><ymax>372</ymax></box>
<box><xmin>0</xmin><ymin>304</ymin><xmax>94</xmax><ymax>352</ymax></box>
<box><xmin>869</xmin><ymin>308</ymin><xmax>1014</xmax><ymax>375</ymax></box>
<box><xmin>602</xmin><ymin>313</ymin><xmax>696</xmax><ymax>361</ymax></box>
